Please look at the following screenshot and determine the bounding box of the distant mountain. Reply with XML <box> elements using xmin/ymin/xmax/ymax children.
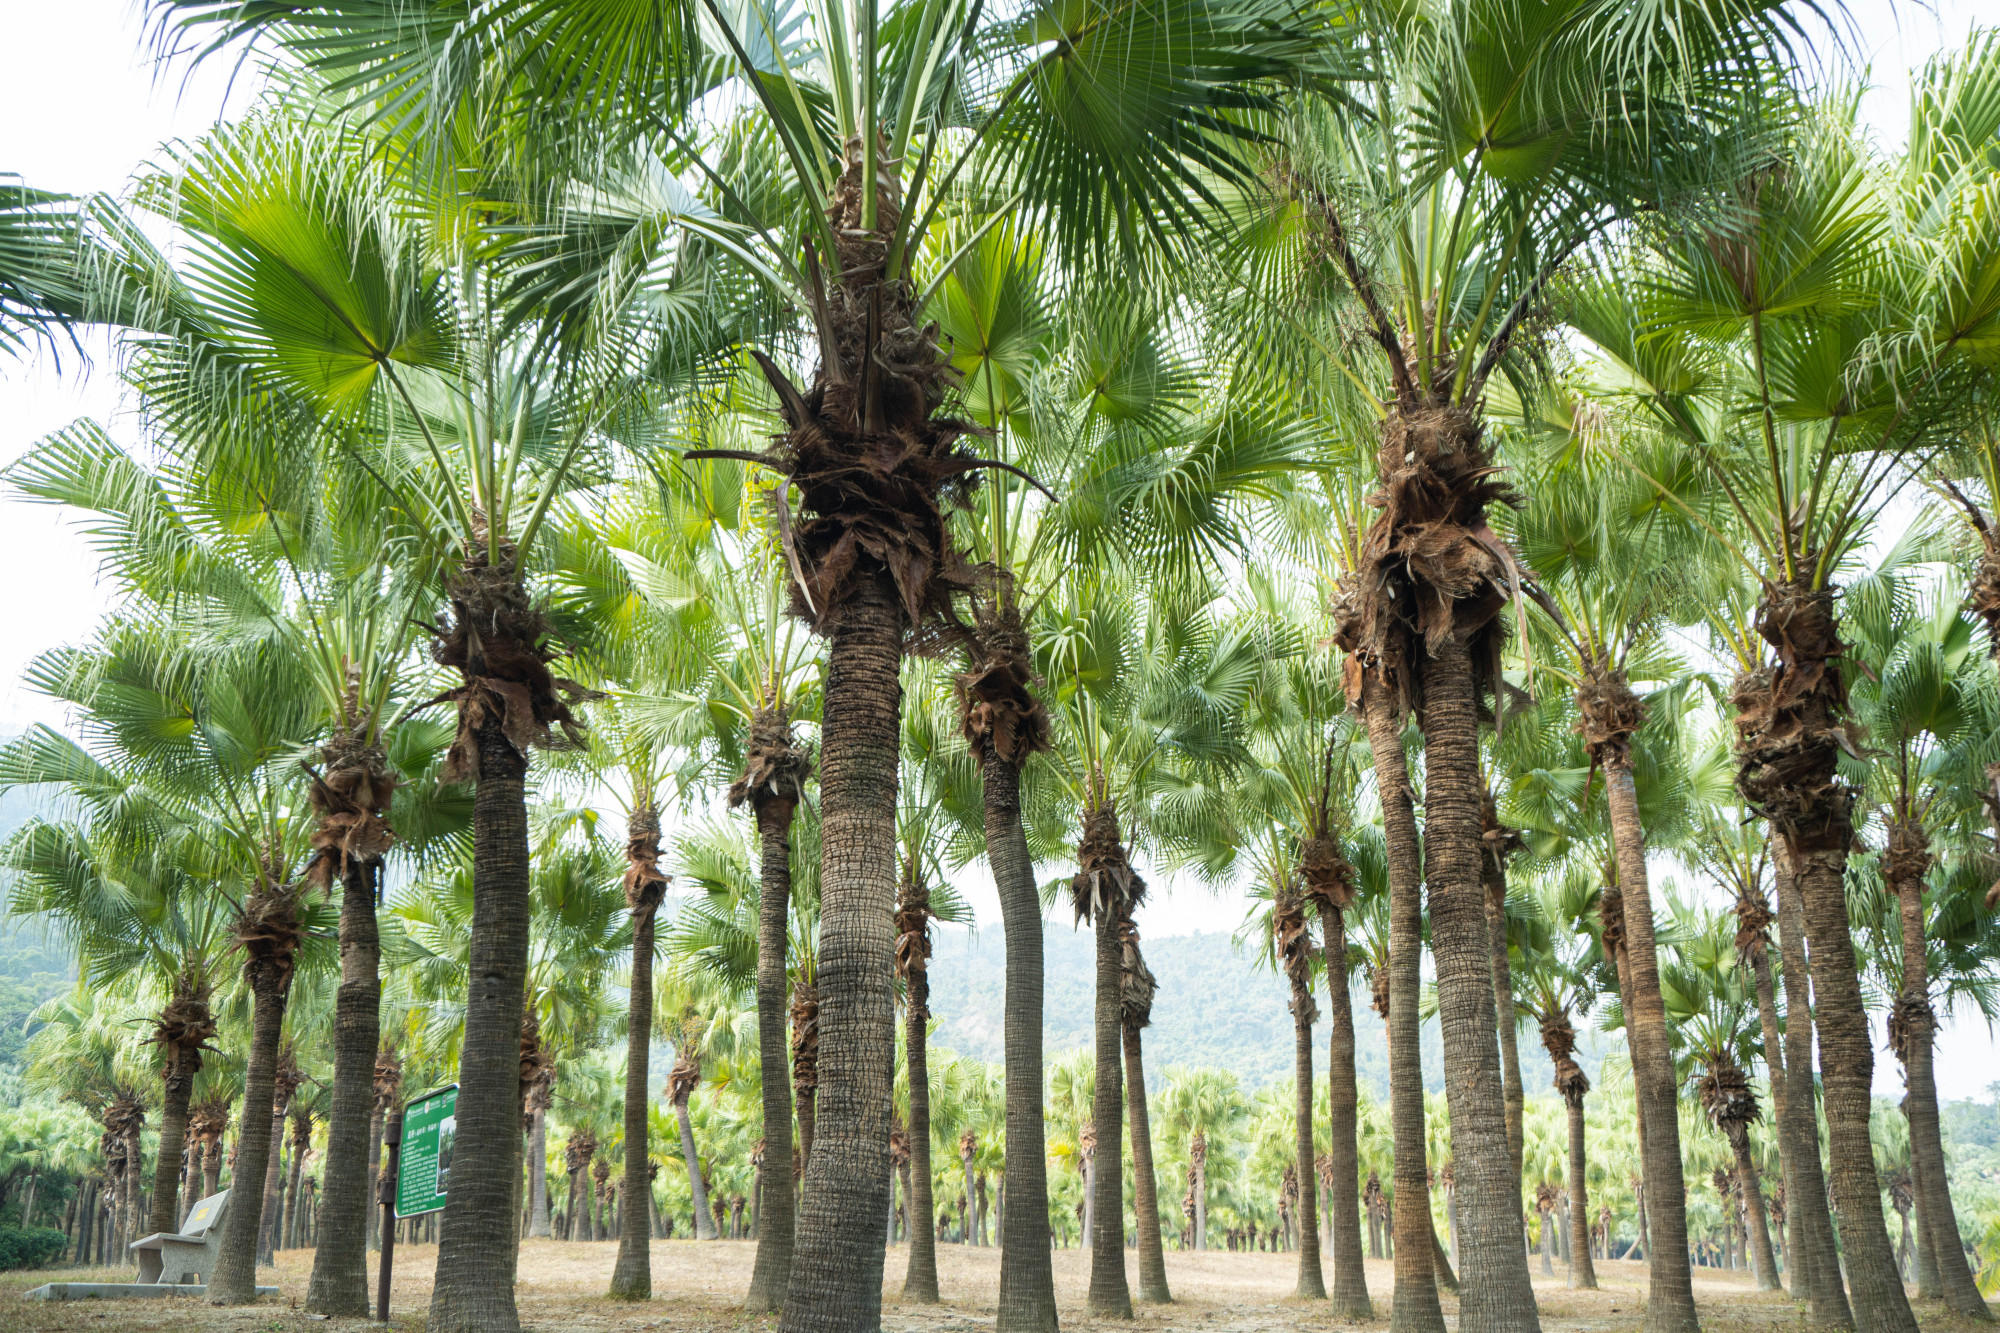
<box><xmin>926</xmin><ymin>922</ymin><xmax>1619</xmax><ymax>1098</ymax></box>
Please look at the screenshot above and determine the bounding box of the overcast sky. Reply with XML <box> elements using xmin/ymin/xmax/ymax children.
<box><xmin>3</xmin><ymin>0</ymin><xmax>1996</xmax><ymax>1096</ymax></box>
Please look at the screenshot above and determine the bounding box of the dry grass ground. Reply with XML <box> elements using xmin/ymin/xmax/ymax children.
<box><xmin>3</xmin><ymin>1239</ymin><xmax>1988</xmax><ymax>1333</ymax></box>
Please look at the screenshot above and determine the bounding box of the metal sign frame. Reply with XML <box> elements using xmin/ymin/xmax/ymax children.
<box><xmin>394</xmin><ymin>1084</ymin><xmax>458</xmax><ymax>1219</ymax></box>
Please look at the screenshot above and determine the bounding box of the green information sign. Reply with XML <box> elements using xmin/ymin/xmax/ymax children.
<box><xmin>396</xmin><ymin>1085</ymin><xmax>458</xmax><ymax>1219</ymax></box>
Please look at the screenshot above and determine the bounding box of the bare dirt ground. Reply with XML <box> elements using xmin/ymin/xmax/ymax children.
<box><xmin>4</xmin><ymin>1240</ymin><xmax>1988</xmax><ymax>1333</ymax></box>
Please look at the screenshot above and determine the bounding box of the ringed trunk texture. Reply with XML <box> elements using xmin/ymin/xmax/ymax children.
<box><xmin>746</xmin><ymin>779</ymin><xmax>800</xmax><ymax>1310</ymax></box>
<box><xmin>1743</xmin><ymin>914</ymin><xmax>1802</xmax><ymax>1295</ymax></box>
<box><xmin>1124</xmin><ymin>1018</ymin><xmax>1172</xmax><ymax>1303</ymax></box>
<box><xmin>306</xmin><ymin>856</ymin><xmax>381</xmax><ymax>1316</ymax></box>
<box><xmin>1773</xmin><ymin>841</ymin><xmax>1850</xmax><ymax>1324</ymax></box>
<box><xmin>1291</xmin><ymin>971</ymin><xmax>1325</xmax><ymax>1300</ymax></box>
<box><xmin>1089</xmin><ymin>905</ymin><xmax>1132</xmax><ymax>1317</ymax></box>
<box><xmin>1794</xmin><ymin>814</ymin><xmax>1917</xmax><ymax>1333</ymax></box>
<box><xmin>528</xmin><ymin>1108</ymin><xmax>551</xmax><ymax>1237</ymax></box>
<box><xmin>207</xmin><ymin>961</ymin><xmax>292</xmax><ymax>1303</ymax></box>
<box><xmin>1725</xmin><ymin>1124</ymin><xmax>1780</xmax><ymax>1290</ymax></box>
<box><xmin>780</xmin><ymin>577</ymin><xmax>902</xmax><ymax>1333</ymax></box>
<box><xmin>1602</xmin><ymin>759</ymin><xmax>1699</xmax><ymax>1333</ymax></box>
<box><xmin>1886</xmin><ymin>820</ymin><xmax>1991</xmax><ymax>1319</ymax></box>
<box><xmin>1563</xmin><ymin>1092</ymin><xmax>1597</xmax><ymax>1289</ymax></box>
<box><xmin>146</xmin><ymin>997</ymin><xmax>209</xmax><ymax>1238</ymax></box>
<box><xmin>1324</xmin><ymin>911</ymin><xmax>1373</xmax><ymax>1317</ymax></box>
<box><xmin>428</xmin><ymin>712</ymin><xmax>533</xmax><ymax>1333</ymax></box>
<box><xmin>676</xmin><ymin>1100</ymin><xmax>717</xmax><ymax>1239</ymax></box>
<box><xmin>1422</xmin><ymin>636</ymin><xmax>1540</xmax><ymax>1333</ymax></box>
<box><xmin>1481</xmin><ymin>849</ymin><xmax>1525</xmax><ymax>1210</ymax></box>
<box><xmin>981</xmin><ymin>746</ymin><xmax>1059</xmax><ymax>1331</ymax></box>
<box><xmin>904</xmin><ymin>962</ymin><xmax>940</xmax><ymax>1301</ymax></box>
<box><xmin>609</xmin><ymin>892</ymin><xmax>659</xmax><ymax>1298</ymax></box>
<box><xmin>1361</xmin><ymin>672</ymin><xmax>1446</xmax><ymax>1333</ymax></box>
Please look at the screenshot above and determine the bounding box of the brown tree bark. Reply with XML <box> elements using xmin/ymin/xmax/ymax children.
<box><xmin>208</xmin><ymin>894</ymin><xmax>298</xmax><ymax>1304</ymax></box>
<box><xmin>145</xmin><ymin>984</ymin><xmax>212</xmax><ymax>1238</ymax></box>
<box><xmin>1124</xmin><ymin>1015</ymin><xmax>1172</xmax><ymax>1302</ymax></box>
<box><xmin>902</xmin><ymin>917</ymin><xmax>940</xmax><ymax>1302</ymax></box>
<box><xmin>1885</xmin><ymin>817</ymin><xmax>1991</xmax><ymax>1319</ymax></box>
<box><xmin>743</xmin><ymin>715</ymin><xmax>804</xmax><ymax>1311</ymax></box>
<box><xmin>1323</xmin><ymin>907</ymin><xmax>1373</xmax><ymax>1317</ymax></box>
<box><xmin>1740</xmin><ymin>889</ymin><xmax>1803</xmax><ymax>1296</ymax></box>
<box><xmin>1562</xmin><ymin>1089</ymin><xmax>1597</xmax><ymax>1289</ymax></box>
<box><xmin>1089</xmin><ymin>902</ymin><xmax>1132</xmax><ymax>1317</ymax></box>
<box><xmin>1794</xmin><ymin>811</ymin><xmax>1917</xmax><ymax>1333</ymax></box>
<box><xmin>1601</xmin><ymin>758</ymin><xmax>1699</xmax><ymax>1333</ymax></box>
<box><xmin>1423</xmin><ymin>636</ymin><xmax>1542</xmax><ymax>1333</ymax></box>
<box><xmin>1772</xmin><ymin>841</ymin><xmax>1850</xmax><ymax>1324</ymax></box>
<box><xmin>1724</xmin><ymin>1123</ymin><xmax>1780</xmax><ymax>1290</ymax></box>
<box><xmin>307</xmin><ymin>854</ymin><xmax>381</xmax><ymax>1315</ymax></box>
<box><xmin>779</xmin><ymin>574</ymin><xmax>902</xmax><ymax>1333</ymax></box>
<box><xmin>610</xmin><ymin>803</ymin><xmax>668</xmax><ymax>1299</ymax></box>
<box><xmin>981</xmin><ymin>741</ymin><xmax>1059</xmax><ymax>1330</ymax></box>
<box><xmin>1290</xmin><ymin>966</ymin><xmax>1326</xmax><ymax>1299</ymax></box>
<box><xmin>1359</xmin><ymin>672</ymin><xmax>1447</xmax><ymax>1333</ymax></box>
<box><xmin>428</xmin><ymin>712</ymin><xmax>534</xmax><ymax>1333</ymax></box>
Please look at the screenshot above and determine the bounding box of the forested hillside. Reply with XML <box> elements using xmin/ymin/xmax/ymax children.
<box><xmin>928</xmin><ymin>923</ymin><xmax>1613</xmax><ymax>1098</ymax></box>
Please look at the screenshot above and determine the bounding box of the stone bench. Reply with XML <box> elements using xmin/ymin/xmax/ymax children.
<box><xmin>130</xmin><ymin>1187</ymin><xmax>230</xmax><ymax>1285</ymax></box>
<box><xmin>21</xmin><ymin>1189</ymin><xmax>275</xmax><ymax>1301</ymax></box>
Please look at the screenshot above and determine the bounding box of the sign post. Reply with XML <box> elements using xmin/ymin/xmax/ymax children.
<box><xmin>381</xmin><ymin>1085</ymin><xmax>456</xmax><ymax>1324</ymax></box>
<box><xmin>376</xmin><ymin>1109</ymin><xmax>401</xmax><ymax>1324</ymax></box>
<box><xmin>395</xmin><ymin>1085</ymin><xmax>458</xmax><ymax>1220</ymax></box>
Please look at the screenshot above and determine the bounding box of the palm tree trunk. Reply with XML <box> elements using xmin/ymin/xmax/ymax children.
<box><xmin>677</xmin><ymin>1102</ymin><xmax>718</xmax><ymax>1240</ymax></box>
<box><xmin>1189</xmin><ymin>1154</ymin><xmax>1201</xmax><ymax>1251</ymax></box>
<box><xmin>258</xmin><ymin>1094</ymin><xmax>287</xmax><ymax>1263</ymax></box>
<box><xmin>609</xmin><ymin>897</ymin><xmax>658</xmax><ymax>1298</ymax></box>
<box><xmin>903</xmin><ymin>943</ymin><xmax>940</xmax><ymax>1301</ymax></box>
<box><xmin>1563</xmin><ymin>1092</ymin><xmax>1597</xmax><ymax>1289</ymax></box>
<box><xmin>1887</xmin><ymin>824</ymin><xmax>1991</xmax><ymax>1319</ymax></box>
<box><xmin>779</xmin><ymin>579</ymin><xmax>900</xmax><ymax>1333</ymax></box>
<box><xmin>1772</xmin><ymin>841</ymin><xmax>1850</xmax><ymax>1324</ymax></box>
<box><xmin>1324</xmin><ymin>912</ymin><xmax>1373</xmax><ymax>1317</ymax></box>
<box><xmin>1482</xmin><ymin>855</ymin><xmax>1525</xmax><ymax>1209</ymax></box>
<box><xmin>1089</xmin><ymin>905</ymin><xmax>1132</xmax><ymax>1317</ymax></box>
<box><xmin>747</xmin><ymin>786</ymin><xmax>798</xmax><ymax>1310</ymax></box>
<box><xmin>147</xmin><ymin>1039</ymin><xmax>200</xmax><ymax>1237</ymax></box>
<box><xmin>1911</xmin><ymin>1158</ymin><xmax>1943</xmax><ymax>1297</ymax></box>
<box><xmin>984</xmin><ymin>747</ymin><xmax>1059</xmax><ymax>1331</ymax></box>
<box><xmin>1725</xmin><ymin>1124</ymin><xmax>1779</xmax><ymax>1290</ymax></box>
<box><xmin>1792</xmin><ymin>811</ymin><xmax>1918</xmax><ymax>1333</ymax></box>
<box><xmin>429</xmin><ymin>713</ymin><xmax>533</xmax><ymax>1333</ymax></box>
<box><xmin>283</xmin><ymin>1116</ymin><xmax>308</xmax><ymax>1250</ymax></box>
<box><xmin>1360</xmin><ymin>671</ymin><xmax>1447</xmax><ymax>1333</ymax></box>
<box><xmin>208</xmin><ymin>966</ymin><xmax>291</xmax><ymax>1303</ymax></box>
<box><xmin>1124</xmin><ymin>1017</ymin><xmax>1171</xmax><ymax>1303</ymax></box>
<box><xmin>1746</xmin><ymin>931</ymin><xmax>1801</xmax><ymax>1294</ymax></box>
<box><xmin>307</xmin><ymin>855</ymin><xmax>381</xmax><ymax>1315</ymax></box>
<box><xmin>367</xmin><ymin>1104</ymin><xmax>384</xmax><ymax>1251</ymax></box>
<box><xmin>1602</xmin><ymin>757</ymin><xmax>1698</xmax><ymax>1333</ymax></box>
<box><xmin>1291</xmin><ymin>973</ymin><xmax>1326</xmax><ymax>1299</ymax></box>
<box><xmin>1418</xmin><ymin>638</ymin><xmax>1539</xmax><ymax>1333</ymax></box>
<box><xmin>528</xmin><ymin>1109</ymin><xmax>551</xmax><ymax>1237</ymax></box>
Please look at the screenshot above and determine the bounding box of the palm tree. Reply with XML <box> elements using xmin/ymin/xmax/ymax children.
<box><xmin>3</xmin><ymin>615</ymin><xmax>324</xmax><ymax>1300</ymax></box>
<box><xmin>1245</xmin><ymin>6</ymin><xmax>1823</xmax><ymax>1329</ymax></box>
<box><xmin>894</xmin><ymin>841</ymin><xmax>942</xmax><ymax>1301</ymax></box>
<box><xmin>2</xmin><ymin>815</ymin><xmax>229</xmax><ymax>1243</ymax></box>
<box><xmin>1583</xmin><ymin>72</ymin><xmax>2000</xmax><ymax>1329</ymax></box>
<box><xmin>1661</xmin><ymin>903</ymin><xmax>1780</xmax><ymax>1292</ymax></box>
<box><xmin>1157</xmin><ymin>1066</ymin><xmax>1250</xmax><ymax>1255</ymax></box>
<box><xmin>1844</xmin><ymin>567</ymin><xmax>1998</xmax><ymax>1320</ymax></box>
<box><xmin>1121</xmin><ymin>919</ymin><xmax>1172</xmax><ymax>1303</ymax></box>
<box><xmin>1515</xmin><ymin>880</ymin><xmax>1600</xmax><ymax>1291</ymax></box>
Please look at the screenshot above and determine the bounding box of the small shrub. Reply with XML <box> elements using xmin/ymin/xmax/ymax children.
<box><xmin>0</xmin><ymin>1225</ymin><xmax>68</xmax><ymax>1271</ymax></box>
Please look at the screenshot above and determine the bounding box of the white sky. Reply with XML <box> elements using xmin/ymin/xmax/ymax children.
<box><xmin>2</xmin><ymin>0</ymin><xmax>1996</xmax><ymax>1097</ymax></box>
